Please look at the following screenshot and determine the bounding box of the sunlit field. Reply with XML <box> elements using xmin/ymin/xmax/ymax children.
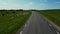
<box><xmin>0</xmin><ymin>10</ymin><xmax>31</xmax><ymax>34</ymax></box>
<box><xmin>37</xmin><ymin>9</ymin><xmax>60</xmax><ymax>27</ymax></box>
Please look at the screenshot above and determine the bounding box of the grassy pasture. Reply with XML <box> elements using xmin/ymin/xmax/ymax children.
<box><xmin>37</xmin><ymin>9</ymin><xmax>60</xmax><ymax>27</ymax></box>
<box><xmin>0</xmin><ymin>10</ymin><xmax>31</xmax><ymax>34</ymax></box>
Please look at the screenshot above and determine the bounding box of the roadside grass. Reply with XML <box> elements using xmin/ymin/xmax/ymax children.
<box><xmin>0</xmin><ymin>11</ymin><xmax>31</xmax><ymax>34</ymax></box>
<box><xmin>37</xmin><ymin>9</ymin><xmax>60</xmax><ymax>27</ymax></box>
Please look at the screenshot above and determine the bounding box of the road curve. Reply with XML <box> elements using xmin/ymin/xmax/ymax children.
<box><xmin>17</xmin><ymin>11</ymin><xmax>57</xmax><ymax>34</ymax></box>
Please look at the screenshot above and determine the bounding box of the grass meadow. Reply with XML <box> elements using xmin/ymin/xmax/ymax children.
<box><xmin>37</xmin><ymin>9</ymin><xmax>60</xmax><ymax>27</ymax></box>
<box><xmin>0</xmin><ymin>10</ymin><xmax>31</xmax><ymax>34</ymax></box>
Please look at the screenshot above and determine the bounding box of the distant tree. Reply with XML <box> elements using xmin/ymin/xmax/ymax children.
<box><xmin>19</xmin><ymin>9</ymin><xmax>23</xmax><ymax>11</ymax></box>
<box><xmin>12</xmin><ymin>11</ymin><xmax>15</xmax><ymax>13</ymax></box>
<box><xmin>31</xmin><ymin>9</ymin><xmax>37</xmax><ymax>11</ymax></box>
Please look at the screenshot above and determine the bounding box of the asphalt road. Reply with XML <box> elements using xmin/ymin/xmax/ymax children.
<box><xmin>17</xmin><ymin>11</ymin><xmax>57</xmax><ymax>34</ymax></box>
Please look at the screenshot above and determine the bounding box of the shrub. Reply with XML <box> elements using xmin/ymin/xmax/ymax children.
<box><xmin>2</xmin><ymin>14</ymin><xmax>5</xmax><ymax>16</ymax></box>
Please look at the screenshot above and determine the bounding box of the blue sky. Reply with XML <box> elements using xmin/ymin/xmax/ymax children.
<box><xmin>0</xmin><ymin>0</ymin><xmax>60</xmax><ymax>10</ymax></box>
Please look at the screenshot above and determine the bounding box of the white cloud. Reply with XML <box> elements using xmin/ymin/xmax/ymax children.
<box><xmin>22</xmin><ymin>2</ymin><xmax>34</xmax><ymax>10</ymax></box>
<box><xmin>1</xmin><ymin>2</ymin><xmax>8</xmax><ymax>5</ymax></box>
<box><xmin>40</xmin><ymin>0</ymin><xmax>48</xmax><ymax>2</ymax></box>
<box><xmin>22</xmin><ymin>2</ymin><xmax>33</xmax><ymax>10</ymax></box>
<box><xmin>0</xmin><ymin>2</ymin><xmax>21</xmax><ymax>10</ymax></box>
<box><xmin>56</xmin><ymin>2</ymin><xmax>60</xmax><ymax>3</ymax></box>
<box><xmin>40</xmin><ymin>3</ymin><xmax>46</xmax><ymax>6</ymax></box>
<box><xmin>29</xmin><ymin>2</ymin><xmax>33</xmax><ymax>5</ymax></box>
<box><xmin>0</xmin><ymin>2</ymin><xmax>34</xmax><ymax>10</ymax></box>
<box><xmin>24</xmin><ymin>2</ymin><xmax>33</xmax><ymax>7</ymax></box>
<box><xmin>44</xmin><ymin>0</ymin><xmax>48</xmax><ymax>2</ymax></box>
<box><xmin>39</xmin><ymin>3</ymin><xmax>46</xmax><ymax>9</ymax></box>
<box><xmin>0</xmin><ymin>2</ymin><xmax>47</xmax><ymax>10</ymax></box>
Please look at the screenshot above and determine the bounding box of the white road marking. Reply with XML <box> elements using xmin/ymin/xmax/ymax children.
<box><xmin>49</xmin><ymin>24</ymin><xmax>60</xmax><ymax>34</ymax></box>
<box><xmin>56</xmin><ymin>31</ymin><xmax>60</xmax><ymax>34</ymax></box>
<box><xmin>20</xmin><ymin>31</ymin><xmax>23</xmax><ymax>34</ymax></box>
<box><xmin>25</xmin><ymin>24</ymin><xmax>27</xmax><ymax>27</ymax></box>
<box><xmin>49</xmin><ymin>24</ymin><xmax>52</xmax><ymax>26</ymax></box>
<box><xmin>20</xmin><ymin>22</ymin><xmax>30</xmax><ymax>34</ymax></box>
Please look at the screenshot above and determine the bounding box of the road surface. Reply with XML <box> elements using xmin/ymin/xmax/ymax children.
<box><xmin>16</xmin><ymin>11</ymin><xmax>57</xmax><ymax>34</ymax></box>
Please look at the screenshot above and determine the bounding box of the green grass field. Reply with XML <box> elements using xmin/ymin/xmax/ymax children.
<box><xmin>0</xmin><ymin>10</ymin><xmax>31</xmax><ymax>34</ymax></box>
<box><xmin>37</xmin><ymin>9</ymin><xmax>60</xmax><ymax>27</ymax></box>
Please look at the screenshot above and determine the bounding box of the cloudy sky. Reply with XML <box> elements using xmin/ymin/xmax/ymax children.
<box><xmin>0</xmin><ymin>0</ymin><xmax>60</xmax><ymax>10</ymax></box>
